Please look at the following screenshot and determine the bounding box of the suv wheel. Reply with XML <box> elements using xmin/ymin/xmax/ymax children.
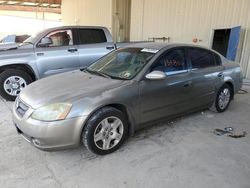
<box><xmin>0</xmin><ymin>69</ymin><xmax>33</xmax><ymax>101</ymax></box>
<box><xmin>82</xmin><ymin>107</ymin><xmax>128</xmax><ymax>155</ymax></box>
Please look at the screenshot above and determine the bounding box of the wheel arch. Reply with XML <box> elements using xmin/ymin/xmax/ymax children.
<box><xmin>83</xmin><ymin>103</ymin><xmax>136</xmax><ymax>138</ymax></box>
<box><xmin>0</xmin><ymin>64</ymin><xmax>37</xmax><ymax>81</ymax></box>
<box><xmin>107</xmin><ymin>103</ymin><xmax>136</xmax><ymax>136</ymax></box>
<box><xmin>224</xmin><ymin>81</ymin><xmax>234</xmax><ymax>99</ymax></box>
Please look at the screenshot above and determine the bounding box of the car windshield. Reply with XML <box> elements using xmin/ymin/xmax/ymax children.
<box><xmin>87</xmin><ymin>48</ymin><xmax>156</xmax><ymax>80</ymax></box>
<box><xmin>23</xmin><ymin>30</ymin><xmax>44</xmax><ymax>44</ymax></box>
<box><xmin>22</xmin><ymin>37</ymin><xmax>33</xmax><ymax>44</ymax></box>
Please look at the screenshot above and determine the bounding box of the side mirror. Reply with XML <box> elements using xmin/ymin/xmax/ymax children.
<box><xmin>145</xmin><ymin>70</ymin><xmax>166</xmax><ymax>80</ymax></box>
<box><xmin>38</xmin><ymin>37</ymin><xmax>52</xmax><ymax>47</ymax></box>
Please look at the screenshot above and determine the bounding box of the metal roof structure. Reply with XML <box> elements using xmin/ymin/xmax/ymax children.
<box><xmin>0</xmin><ymin>0</ymin><xmax>61</xmax><ymax>14</ymax></box>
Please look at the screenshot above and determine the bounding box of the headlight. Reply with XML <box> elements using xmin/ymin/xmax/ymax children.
<box><xmin>31</xmin><ymin>103</ymin><xmax>72</xmax><ymax>121</ymax></box>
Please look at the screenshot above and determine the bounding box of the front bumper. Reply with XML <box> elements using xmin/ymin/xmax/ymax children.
<box><xmin>12</xmin><ymin>105</ymin><xmax>88</xmax><ymax>151</ymax></box>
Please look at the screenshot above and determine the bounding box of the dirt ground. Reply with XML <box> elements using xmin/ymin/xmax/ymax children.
<box><xmin>0</xmin><ymin>85</ymin><xmax>249</xmax><ymax>188</ymax></box>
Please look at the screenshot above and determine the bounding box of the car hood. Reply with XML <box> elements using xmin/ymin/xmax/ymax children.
<box><xmin>20</xmin><ymin>70</ymin><xmax>126</xmax><ymax>109</ymax></box>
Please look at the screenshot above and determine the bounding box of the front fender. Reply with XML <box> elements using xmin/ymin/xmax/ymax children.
<box><xmin>0</xmin><ymin>49</ymin><xmax>39</xmax><ymax>79</ymax></box>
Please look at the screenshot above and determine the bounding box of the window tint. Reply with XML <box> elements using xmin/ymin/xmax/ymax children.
<box><xmin>152</xmin><ymin>49</ymin><xmax>187</xmax><ymax>75</ymax></box>
<box><xmin>189</xmin><ymin>48</ymin><xmax>216</xmax><ymax>69</ymax></box>
<box><xmin>43</xmin><ymin>29</ymin><xmax>73</xmax><ymax>47</ymax></box>
<box><xmin>78</xmin><ymin>29</ymin><xmax>107</xmax><ymax>44</ymax></box>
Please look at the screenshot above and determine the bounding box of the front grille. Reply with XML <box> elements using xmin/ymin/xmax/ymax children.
<box><xmin>16</xmin><ymin>98</ymin><xmax>29</xmax><ymax>117</ymax></box>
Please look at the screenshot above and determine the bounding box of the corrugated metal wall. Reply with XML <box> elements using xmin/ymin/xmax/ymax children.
<box><xmin>62</xmin><ymin>0</ymin><xmax>250</xmax><ymax>78</ymax></box>
<box><xmin>130</xmin><ymin>0</ymin><xmax>250</xmax><ymax>78</ymax></box>
<box><xmin>62</xmin><ymin>0</ymin><xmax>112</xmax><ymax>30</ymax></box>
<box><xmin>112</xmin><ymin>0</ymin><xmax>131</xmax><ymax>42</ymax></box>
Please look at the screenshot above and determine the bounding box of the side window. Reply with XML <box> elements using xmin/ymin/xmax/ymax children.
<box><xmin>77</xmin><ymin>29</ymin><xmax>107</xmax><ymax>45</ymax></box>
<box><xmin>214</xmin><ymin>53</ymin><xmax>222</xmax><ymax>65</ymax></box>
<box><xmin>43</xmin><ymin>30</ymin><xmax>73</xmax><ymax>47</ymax></box>
<box><xmin>152</xmin><ymin>49</ymin><xmax>187</xmax><ymax>75</ymax></box>
<box><xmin>189</xmin><ymin>48</ymin><xmax>216</xmax><ymax>69</ymax></box>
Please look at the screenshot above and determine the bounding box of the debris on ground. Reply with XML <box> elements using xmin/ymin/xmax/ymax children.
<box><xmin>213</xmin><ymin>127</ymin><xmax>233</xmax><ymax>136</ymax></box>
<box><xmin>238</xmin><ymin>89</ymin><xmax>248</xmax><ymax>94</ymax></box>
<box><xmin>206</xmin><ymin>114</ymin><xmax>215</xmax><ymax>118</ymax></box>
<box><xmin>228</xmin><ymin>131</ymin><xmax>247</xmax><ymax>138</ymax></box>
<box><xmin>213</xmin><ymin>127</ymin><xmax>247</xmax><ymax>138</ymax></box>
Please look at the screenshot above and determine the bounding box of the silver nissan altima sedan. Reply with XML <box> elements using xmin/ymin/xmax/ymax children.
<box><xmin>12</xmin><ymin>43</ymin><xmax>243</xmax><ymax>155</ymax></box>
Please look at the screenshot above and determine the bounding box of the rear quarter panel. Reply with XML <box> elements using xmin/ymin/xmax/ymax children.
<box><xmin>222</xmin><ymin>57</ymin><xmax>243</xmax><ymax>93</ymax></box>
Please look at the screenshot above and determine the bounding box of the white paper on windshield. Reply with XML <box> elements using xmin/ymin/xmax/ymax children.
<box><xmin>141</xmin><ymin>48</ymin><xmax>159</xmax><ymax>53</ymax></box>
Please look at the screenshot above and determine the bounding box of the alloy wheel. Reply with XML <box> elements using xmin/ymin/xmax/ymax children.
<box><xmin>218</xmin><ymin>88</ymin><xmax>231</xmax><ymax>110</ymax></box>
<box><xmin>94</xmin><ymin>116</ymin><xmax>124</xmax><ymax>150</ymax></box>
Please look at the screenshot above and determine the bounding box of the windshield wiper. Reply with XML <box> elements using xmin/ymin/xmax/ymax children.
<box><xmin>108</xmin><ymin>75</ymin><xmax>129</xmax><ymax>80</ymax></box>
<box><xmin>81</xmin><ymin>68</ymin><xmax>130</xmax><ymax>80</ymax></box>
<box><xmin>81</xmin><ymin>68</ymin><xmax>111</xmax><ymax>79</ymax></box>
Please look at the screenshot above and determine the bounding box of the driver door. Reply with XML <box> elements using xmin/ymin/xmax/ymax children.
<box><xmin>35</xmin><ymin>29</ymin><xmax>80</xmax><ymax>78</ymax></box>
<box><xmin>139</xmin><ymin>48</ymin><xmax>193</xmax><ymax>124</ymax></box>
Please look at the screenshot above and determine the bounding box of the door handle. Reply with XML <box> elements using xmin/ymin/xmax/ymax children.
<box><xmin>217</xmin><ymin>72</ymin><xmax>224</xmax><ymax>78</ymax></box>
<box><xmin>106</xmin><ymin>46</ymin><xmax>115</xmax><ymax>50</ymax></box>
<box><xmin>36</xmin><ymin>52</ymin><xmax>44</xmax><ymax>56</ymax></box>
<box><xmin>68</xmin><ymin>48</ymin><xmax>78</xmax><ymax>53</ymax></box>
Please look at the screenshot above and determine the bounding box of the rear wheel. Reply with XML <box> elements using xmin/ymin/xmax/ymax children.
<box><xmin>0</xmin><ymin>69</ymin><xmax>33</xmax><ymax>101</ymax></box>
<box><xmin>82</xmin><ymin>107</ymin><xmax>128</xmax><ymax>155</ymax></box>
<box><xmin>210</xmin><ymin>84</ymin><xmax>233</xmax><ymax>113</ymax></box>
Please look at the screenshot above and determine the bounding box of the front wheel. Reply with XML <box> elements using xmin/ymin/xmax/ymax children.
<box><xmin>210</xmin><ymin>84</ymin><xmax>233</xmax><ymax>113</ymax></box>
<box><xmin>82</xmin><ymin>107</ymin><xmax>128</xmax><ymax>155</ymax></box>
<box><xmin>0</xmin><ymin>69</ymin><xmax>33</xmax><ymax>101</ymax></box>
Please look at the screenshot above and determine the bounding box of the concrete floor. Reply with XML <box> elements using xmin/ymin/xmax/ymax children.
<box><xmin>0</xmin><ymin>86</ymin><xmax>250</xmax><ymax>188</ymax></box>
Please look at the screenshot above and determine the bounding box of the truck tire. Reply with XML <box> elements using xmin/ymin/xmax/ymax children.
<box><xmin>0</xmin><ymin>69</ymin><xmax>33</xmax><ymax>101</ymax></box>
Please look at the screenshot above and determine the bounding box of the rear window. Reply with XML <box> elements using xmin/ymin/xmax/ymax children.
<box><xmin>77</xmin><ymin>29</ymin><xmax>107</xmax><ymax>45</ymax></box>
<box><xmin>189</xmin><ymin>48</ymin><xmax>216</xmax><ymax>69</ymax></box>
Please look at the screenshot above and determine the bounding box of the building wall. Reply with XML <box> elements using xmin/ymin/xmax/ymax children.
<box><xmin>112</xmin><ymin>0</ymin><xmax>131</xmax><ymax>42</ymax></box>
<box><xmin>130</xmin><ymin>0</ymin><xmax>250</xmax><ymax>78</ymax></box>
<box><xmin>0</xmin><ymin>10</ymin><xmax>61</xmax><ymax>21</ymax></box>
<box><xmin>61</xmin><ymin>0</ymin><xmax>250</xmax><ymax>78</ymax></box>
<box><xmin>62</xmin><ymin>0</ymin><xmax>112</xmax><ymax>31</ymax></box>
<box><xmin>0</xmin><ymin>10</ymin><xmax>61</xmax><ymax>38</ymax></box>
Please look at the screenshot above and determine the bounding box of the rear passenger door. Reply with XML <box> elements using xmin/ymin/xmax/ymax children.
<box><xmin>75</xmin><ymin>28</ymin><xmax>115</xmax><ymax>68</ymax></box>
<box><xmin>188</xmin><ymin>47</ymin><xmax>224</xmax><ymax>107</ymax></box>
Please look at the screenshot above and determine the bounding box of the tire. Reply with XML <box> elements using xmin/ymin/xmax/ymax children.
<box><xmin>82</xmin><ymin>107</ymin><xmax>128</xmax><ymax>155</ymax></box>
<box><xmin>210</xmin><ymin>84</ymin><xmax>233</xmax><ymax>113</ymax></box>
<box><xmin>0</xmin><ymin>69</ymin><xmax>33</xmax><ymax>101</ymax></box>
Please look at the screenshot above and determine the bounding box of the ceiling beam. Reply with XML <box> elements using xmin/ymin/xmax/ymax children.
<box><xmin>0</xmin><ymin>4</ymin><xmax>61</xmax><ymax>14</ymax></box>
<box><xmin>1</xmin><ymin>0</ymin><xmax>61</xmax><ymax>4</ymax></box>
<box><xmin>0</xmin><ymin>0</ymin><xmax>61</xmax><ymax>13</ymax></box>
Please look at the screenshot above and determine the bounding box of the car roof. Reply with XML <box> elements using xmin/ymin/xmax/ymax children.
<box><xmin>44</xmin><ymin>25</ymin><xmax>108</xmax><ymax>31</ymax></box>
<box><xmin>123</xmin><ymin>42</ymin><xmax>210</xmax><ymax>50</ymax></box>
<box><xmin>30</xmin><ymin>25</ymin><xmax>109</xmax><ymax>44</ymax></box>
<box><xmin>37</xmin><ymin>26</ymin><xmax>107</xmax><ymax>37</ymax></box>
<box><xmin>121</xmin><ymin>42</ymin><xmax>168</xmax><ymax>50</ymax></box>
<box><xmin>122</xmin><ymin>42</ymin><xmax>220</xmax><ymax>55</ymax></box>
